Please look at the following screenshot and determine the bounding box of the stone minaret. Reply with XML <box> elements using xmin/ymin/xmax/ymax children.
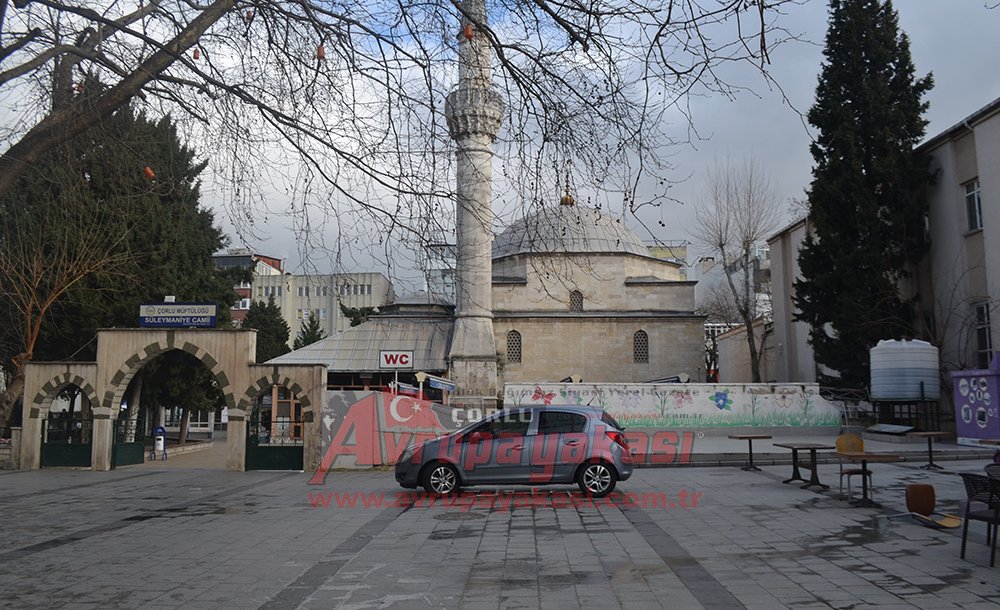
<box><xmin>445</xmin><ymin>0</ymin><xmax>503</xmax><ymax>403</ymax></box>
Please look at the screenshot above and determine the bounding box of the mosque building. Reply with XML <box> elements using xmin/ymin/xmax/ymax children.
<box><xmin>268</xmin><ymin>0</ymin><xmax>704</xmax><ymax>403</ymax></box>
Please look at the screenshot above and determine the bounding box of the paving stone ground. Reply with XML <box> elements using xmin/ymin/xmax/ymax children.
<box><xmin>2</xmin><ymin>457</ymin><xmax>999</xmax><ymax>609</ymax></box>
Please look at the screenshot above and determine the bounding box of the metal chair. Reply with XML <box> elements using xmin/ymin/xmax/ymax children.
<box><xmin>959</xmin><ymin>472</ymin><xmax>1000</xmax><ymax>567</ymax></box>
<box><xmin>836</xmin><ymin>433</ymin><xmax>872</xmax><ymax>501</ymax></box>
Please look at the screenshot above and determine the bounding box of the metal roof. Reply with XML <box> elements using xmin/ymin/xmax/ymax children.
<box><xmin>266</xmin><ymin>317</ymin><xmax>453</xmax><ymax>372</ymax></box>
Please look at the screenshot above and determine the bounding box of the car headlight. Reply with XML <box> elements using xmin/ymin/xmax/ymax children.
<box><xmin>398</xmin><ymin>444</ymin><xmax>415</xmax><ymax>464</ymax></box>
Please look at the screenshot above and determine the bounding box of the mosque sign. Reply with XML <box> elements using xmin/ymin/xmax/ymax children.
<box><xmin>139</xmin><ymin>303</ymin><xmax>217</xmax><ymax>328</ymax></box>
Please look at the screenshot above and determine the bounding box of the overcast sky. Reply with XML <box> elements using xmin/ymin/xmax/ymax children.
<box><xmin>213</xmin><ymin>1</ymin><xmax>1000</xmax><ymax>287</ymax></box>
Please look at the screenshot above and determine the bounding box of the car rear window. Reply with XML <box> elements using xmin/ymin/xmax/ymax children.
<box><xmin>600</xmin><ymin>411</ymin><xmax>624</xmax><ymax>431</ymax></box>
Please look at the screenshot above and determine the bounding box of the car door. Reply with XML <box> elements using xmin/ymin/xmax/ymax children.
<box><xmin>471</xmin><ymin>410</ymin><xmax>532</xmax><ymax>484</ymax></box>
<box><xmin>529</xmin><ymin>410</ymin><xmax>589</xmax><ymax>484</ymax></box>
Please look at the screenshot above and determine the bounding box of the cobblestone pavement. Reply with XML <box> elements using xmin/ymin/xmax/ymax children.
<box><xmin>2</xmin><ymin>459</ymin><xmax>999</xmax><ymax>609</ymax></box>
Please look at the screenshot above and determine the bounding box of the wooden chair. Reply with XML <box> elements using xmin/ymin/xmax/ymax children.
<box><xmin>836</xmin><ymin>433</ymin><xmax>872</xmax><ymax>501</ymax></box>
<box><xmin>887</xmin><ymin>484</ymin><xmax>962</xmax><ymax>528</ymax></box>
<box><xmin>959</xmin><ymin>473</ymin><xmax>1000</xmax><ymax>567</ymax></box>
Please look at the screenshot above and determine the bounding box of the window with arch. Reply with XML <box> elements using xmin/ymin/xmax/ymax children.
<box><xmin>506</xmin><ymin>330</ymin><xmax>522</xmax><ymax>364</ymax></box>
<box><xmin>633</xmin><ymin>330</ymin><xmax>649</xmax><ymax>363</ymax></box>
<box><xmin>569</xmin><ymin>290</ymin><xmax>583</xmax><ymax>312</ymax></box>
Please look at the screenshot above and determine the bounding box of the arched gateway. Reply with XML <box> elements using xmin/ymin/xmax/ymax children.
<box><xmin>19</xmin><ymin>329</ymin><xmax>325</xmax><ymax>472</ymax></box>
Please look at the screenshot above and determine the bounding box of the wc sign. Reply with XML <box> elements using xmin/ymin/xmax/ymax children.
<box><xmin>379</xmin><ymin>350</ymin><xmax>413</xmax><ymax>369</ymax></box>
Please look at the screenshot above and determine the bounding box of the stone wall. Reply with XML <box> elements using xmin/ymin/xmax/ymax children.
<box><xmin>495</xmin><ymin>317</ymin><xmax>704</xmax><ymax>385</ymax></box>
<box><xmin>504</xmin><ymin>382</ymin><xmax>842</xmax><ymax>428</ymax></box>
<box><xmin>0</xmin><ymin>427</ymin><xmax>20</xmax><ymax>469</ymax></box>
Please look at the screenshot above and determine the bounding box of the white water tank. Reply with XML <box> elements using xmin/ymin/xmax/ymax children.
<box><xmin>869</xmin><ymin>339</ymin><xmax>940</xmax><ymax>401</ymax></box>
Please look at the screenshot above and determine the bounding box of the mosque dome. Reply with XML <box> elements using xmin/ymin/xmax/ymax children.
<box><xmin>492</xmin><ymin>204</ymin><xmax>649</xmax><ymax>259</ymax></box>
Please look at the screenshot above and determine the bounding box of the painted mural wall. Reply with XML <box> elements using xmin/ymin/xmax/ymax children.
<box><xmin>503</xmin><ymin>383</ymin><xmax>841</xmax><ymax>428</ymax></box>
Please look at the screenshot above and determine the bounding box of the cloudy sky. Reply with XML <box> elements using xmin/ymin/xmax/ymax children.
<box><xmin>648</xmin><ymin>0</ymin><xmax>1000</xmax><ymax>253</ymax></box>
<box><xmin>213</xmin><ymin>1</ymin><xmax>1000</xmax><ymax>287</ymax></box>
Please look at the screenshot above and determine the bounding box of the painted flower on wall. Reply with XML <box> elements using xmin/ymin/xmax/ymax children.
<box><xmin>710</xmin><ymin>390</ymin><xmax>733</xmax><ymax>411</ymax></box>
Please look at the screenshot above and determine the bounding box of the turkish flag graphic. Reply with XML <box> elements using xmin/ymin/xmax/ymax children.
<box><xmin>381</xmin><ymin>393</ymin><xmax>445</xmax><ymax>431</ymax></box>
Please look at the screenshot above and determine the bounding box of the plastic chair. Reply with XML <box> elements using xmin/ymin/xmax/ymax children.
<box><xmin>887</xmin><ymin>484</ymin><xmax>962</xmax><ymax>528</ymax></box>
<box><xmin>836</xmin><ymin>433</ymin><xmax>872</xmax><ymax>501</ymax></box>
<box><xmin>959</xmin><ymin>473</ymin><xmax>1000</xmax><ymax>567</ymax></box>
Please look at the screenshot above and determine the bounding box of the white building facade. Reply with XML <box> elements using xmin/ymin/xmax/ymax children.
<box><xmin>252</xmin><ymin>273</ymin><xmax>395</xmax><ymax>341</ymax></box>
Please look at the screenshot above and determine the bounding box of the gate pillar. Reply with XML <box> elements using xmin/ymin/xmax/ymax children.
<box><xmin>91</xmin><ymin>407</ymin><xmax>115</xmax><ymax>471</ymax></box>
<box><xmin>303</xmin><ymin>409</ymin><xmax>320</xmax><ymax>474</ymax></box>
<box><xmin>227</xmin><ymin>409</ymin><xmax>247</xmax><ymax>471</ymax></box>
<box><xmin>20</xmin><ymin>405</ymin><xmax>43</xmax><ymax>470</ymax></box>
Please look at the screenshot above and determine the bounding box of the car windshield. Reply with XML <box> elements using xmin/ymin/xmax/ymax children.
<box><xmin>600</xmin><ymin>411</ymin><xmax>624</xmax><ymax>431</ymax></box>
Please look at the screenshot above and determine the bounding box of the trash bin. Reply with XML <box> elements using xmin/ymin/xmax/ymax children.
<box><xmin>151</xmin><ymin>425</ymin><xmax>167</xmax><ymax>461</ymax></box>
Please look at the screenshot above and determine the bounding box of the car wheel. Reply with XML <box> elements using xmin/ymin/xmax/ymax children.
<box><xmin>577</xmin><ymin>461</ymin><xmax>617</xmax><ymax>498</ymax></box>
<box><xmin>422</xmin><ymin>462</ymin><xmax>460</xmax><ymax>495</ymax></box>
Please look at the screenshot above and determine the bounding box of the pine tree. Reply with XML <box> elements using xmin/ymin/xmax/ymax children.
<box><xmin>293</xmin><ymin>312</ymin><xmax>328</xmax><ymax>349</ymax></box>
<box><xmin>794</xmin><ymin>0</ymin><xmax>933</xmax><ymax>389</ymax></box>
<box><xmin>243</xmin><ymin>297</ymin><xmax>291</xmax><ymax>362</ymax></box>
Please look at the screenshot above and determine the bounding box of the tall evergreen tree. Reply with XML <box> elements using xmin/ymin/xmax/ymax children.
<box><xmin>243</xmin><ymin>297</ymin><xmax>291</xmax><ymax>362</ymax></box>
<box><xmin>293</xmin><ymin>313</ymin><xmax>327</xmax><ymax>350</ymax></box>
<box><xmin>0</xmin><ymin>87</ymin><xmax>237</xmax><ymax>429</ymax></box>
<box><xmin>794</xmin><ymin>0</ymin><xmax>933</xmax><ymax>389</ymax></box>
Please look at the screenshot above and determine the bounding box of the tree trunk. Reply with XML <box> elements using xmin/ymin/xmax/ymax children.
<box><xmin>178</xmin><ymin>408</ymin><xmax>191</xmax><ymax>446</ymax></box>
<box><xmin>0</xmin><ymin>0</ymin><xmax>234</xmax><ymax>196</ymax></box>
<box><xmin>0</xmin><ymin>356</ymin><xmax>27</xmax><ymax>430</ymax></box>
<box><xmin>745</xmin><ymin>316</ymin><xmax>762</xmax><ymax>383</ymax></box>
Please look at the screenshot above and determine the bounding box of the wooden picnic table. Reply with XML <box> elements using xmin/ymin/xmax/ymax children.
<box><xmin>728</xmin><ymin>434</ymin><xmax>772</xmax><ymax>471</ymax></box>
<box><xmin>836</xmin><ymin>451</ymin><xmax>901</xmax><ymax>508</ymax></box>
<box><xmin>773</xmin><ymin>443</ymin><xmax>835</xmax><ymax>490</ymax></box>
<box><xmin>906</xmin><ymin>431</ymin><xmax>954</xmax><ymax>470</ymax></box>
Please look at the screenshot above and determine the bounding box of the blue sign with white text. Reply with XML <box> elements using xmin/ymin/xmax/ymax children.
<box><xmin>139</xmin><ymin>303</ymin><xmax>218</xmax><ymax>328</ymax></box>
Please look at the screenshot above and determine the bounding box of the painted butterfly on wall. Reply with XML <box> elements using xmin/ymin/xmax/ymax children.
<box><xmin>532</xmin><ymin>386</ymin><xmax>556</xmax><ymax>405</ymax></box>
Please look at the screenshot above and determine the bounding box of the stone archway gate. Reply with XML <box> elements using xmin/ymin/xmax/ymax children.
<box><xmin>19</xmin><ymin>329</ymin><xmax>326</xmax><ymax>472</ymax></box>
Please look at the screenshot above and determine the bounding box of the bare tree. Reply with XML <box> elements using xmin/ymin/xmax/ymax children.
<box><xmin>0</xmin><ymin>0</ymin><xmax>800</xmax><ymax>271</ymax></box>
<box><xmin>692</xmin><ymin>157</ymin><xmax>781</xmax><ymax>382</ymax></box>
<box><xmin>0</xmin><ymin>184</ymin><xmax>133</xmax><ymax>429</ymax></box>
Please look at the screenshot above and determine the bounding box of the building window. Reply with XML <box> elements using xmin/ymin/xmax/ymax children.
<box><xmin>239</xmin><ymin>280</ymin><xmax>251</xmax><ymax>289</ymax></box>
<box><xmin>238</xmin><ymin>298</ymin><xmax>251</xmax><ymax>310</ymax></box>
<box><xmin>296</xmin><ymin>308</ymin><xmax>303</xmax><ymax>319</ymax></box>
<box><xmin>506</xmin><ymin>330</ymin><xmax>522</xmax><ymax>364</ymax></box>
<box><xmin>966</xmin><ymin>180</ymin><xmax>983</xmax><ymax>232</ymax></box>
<box><xmin>297</xmin><ymin>286</ymin><xmax>304</xmax><ymax>297</ymax></box>
<box><xmin>633</xmin><ymin>330</ymin><xmax>649</xmax><ymax>363</ymax></box>
<box><xmin>366</xmin><ymin>284</ymin><xmax>372</xmax><ymax>295</ymax></box>
<box><xmin>569</xmin><ymin>290</ymin><xmax>583</xmax><ymax>312</ymax></box>
<box><xmin>257</xmin><ymin>287</ymin><xmax>263</xmax><ymax>297</ymax></box>
<box><xmin>277</xmin><ymin>286</ymin><xmax>282</xmax><ymax>296</ymax></box>
<box><xmin>975</xmin><ymin>301</ymin><xmax>993</xmax><ymax>369</ymax></box>
<box><xmin>320</xmin><ymin>308</ymin><xmax>327</xmax><ymax>320</ymax></box>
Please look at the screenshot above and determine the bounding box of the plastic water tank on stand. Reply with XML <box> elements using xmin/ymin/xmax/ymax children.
<box><xmin>870</xmin><ymin>340</ymin><xmax>940</xmax><ymax>429</ymax></box>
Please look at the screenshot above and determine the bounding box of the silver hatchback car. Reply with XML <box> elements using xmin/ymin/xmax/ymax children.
<box><xmin>394</xmin><ymin>406</ymin><xmax>633</xmax><ymax>497</ymax></box>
